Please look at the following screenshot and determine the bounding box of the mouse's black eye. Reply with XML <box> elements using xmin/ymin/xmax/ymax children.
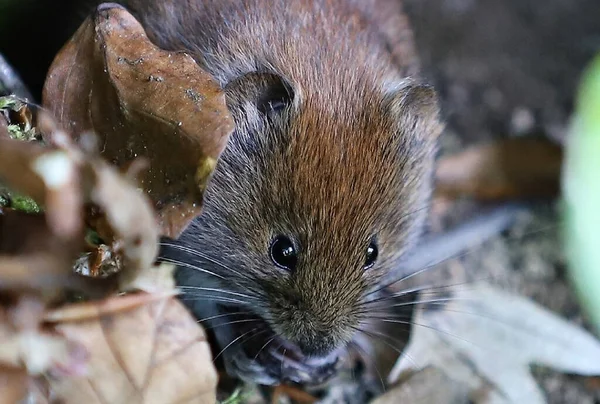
<box><xmin>270</xmin><ymin>235</ymin><xmax>297</xmax><ymax>271</ymax></box>
<box><xmin>364</xmin><ymin>241</ymin><xmax>378</xmax><ymax>270</ymax></box>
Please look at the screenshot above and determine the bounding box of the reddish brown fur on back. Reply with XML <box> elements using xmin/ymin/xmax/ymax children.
<box><xmin>120</xmin><ymin>0</ymin><xmax>443</xmax><ymax>355</ymax></box>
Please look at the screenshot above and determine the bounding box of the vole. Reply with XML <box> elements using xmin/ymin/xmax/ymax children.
<box><xmin>112</xmin><ymin>0</ymin><xmax>444</xmax><ymax>386</ymax></box>
<box><xmin>3</xmin><ymin>0</ymin><xmax>443</xmax><ymax>387</ymax></box>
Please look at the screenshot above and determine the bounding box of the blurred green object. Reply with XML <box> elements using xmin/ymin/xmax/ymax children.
<box><xmin>563</xmin><ymin>54</ymin><xmax>600</xmax><ymax>334</ymax></box>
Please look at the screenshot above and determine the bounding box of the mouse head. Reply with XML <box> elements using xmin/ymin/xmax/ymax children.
<box><xmin>168</xmin><ymin>70</ymin><xmax>442</xmax><ymax>385</ymax></box>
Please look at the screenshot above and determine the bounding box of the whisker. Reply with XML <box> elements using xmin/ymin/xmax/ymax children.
<box><xmin>280</xmin><ymin>347</ymin><xmax>287</xmax><ymax>376</ymax></box>
<box><xmin>365</xmin><ymin>247</ymin><xmax>493</xmax><ymax>300</ymax></box>
<box><xmin>351</xmin><ymin>326</ymin><xmax>418</xmax><ymax>369</ymax></box>
<box><xmin>362</xmin><ymin>278</ymin><xmax>486</xmax><ymax>307</ymax></box>
<box><xmin>213</xmin><ymin>328</ymin><xmax>266</xmax><ymax>363</ymax></box>
<box><xmin>368</xmin><ymin>203</ymin><xmax>558</xmax><ymax>300</ymax></box>
<box><xmin>159</xmin><ymin>242</ymin><xmax>251</xmax><ymax>281</ymax></box>
<box><xmin>195</xmin><ymin>311</ymin><xmax>251</xmax><ymax>324</ymax></box>
<box><xmin>253</xmin><ymin>336</ymin><xmax>276</xmax><ymax>360</ymax></box>
<box><xmin>178</xmin><ymin>285</ymin><xmax>257</xmax><ymax>300</ymax></box>
<box><xmin>376</xmin><ymin>318</ymin><xmax>486</xmax><ymax>350</ymax></box>
<box><xmin>204</xmin><ymin>318</ymin><xmax>262</xmax><ymax>331</ymax></box>
<box><xmin>377</xmin><ymin>297</ymin><xmax>476</xmax><ymax>314</ymax></box>
<box><xmin>400</xmin><ymin>203</ymin><xmax>431</xmax><ymax>222</ymax></box>
<box><xmin>368</xmin><ymin>303</ymin><xmax>503</xmax><ymax>322</ymax></box>
<box><xmin>178</xmin><ymin>294</ymin><xmax>248</xmax><ymax>306</ymax></box>
<box><xmin>157</xmin><ymin>257</ymin><xmax>224</xmax><ymax>279</ymax></box>
<box><xmin>371</xmin><ymin>300</ymin><xmax>575</xmax><ymax>347</ymax></box>
<box><xmin>356</xmin><ymin>293</ymin><xmax>479</xmax><ymax>323</ymax></box>
<box><xmin>348</xmin><ymin>340</ymin><xmax>386</xmax><ymax>393</ymax></box>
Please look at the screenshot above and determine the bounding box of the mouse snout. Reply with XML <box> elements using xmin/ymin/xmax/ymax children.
<box><xmin>291</xmin><ymin>319</ymin><xmax>338</xmax><ymax>357</ymax></box>
<box><xmin>271</xmin><ymin>289</ymin><xmax>360</xmax><ymax>357</ymax></box>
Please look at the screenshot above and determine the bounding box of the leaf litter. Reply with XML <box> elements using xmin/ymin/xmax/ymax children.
<box><xmin>0</xmin><ymin>2</ymin><xmax>232</xmax><ymax>403</ymax></box>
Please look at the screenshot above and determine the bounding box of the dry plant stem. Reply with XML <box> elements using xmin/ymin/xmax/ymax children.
<box><xmin>43</xmin><ymin>291</ymin><xmax>177</xmax><ymax>323</ymax></box>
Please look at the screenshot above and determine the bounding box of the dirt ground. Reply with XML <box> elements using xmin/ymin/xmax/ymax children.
<box><xmin>403</xmin><ymin>0</ymin><xmax>600</xmax><ymax>402</ymax></box>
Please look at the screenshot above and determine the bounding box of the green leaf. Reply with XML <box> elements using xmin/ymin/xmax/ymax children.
<box><xmin>562</xmin><ymin>54</ymin><xmax>600</xmax><ymax>334</ymax></box>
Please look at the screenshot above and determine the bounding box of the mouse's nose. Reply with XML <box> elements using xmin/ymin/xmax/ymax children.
<box><xmin>270</xmin><ymin>267</ymin><xmax>364</xmax><ymax>357</ymax></box>
<box><xmin>273</xmin><ymin>300</ymin><xmax>354</xmax><ymax>357</ymax></box>
<box><xmin>294</xmin><ymin>328</ymin><xmax>337</xmax><ymax>357</ymax></box>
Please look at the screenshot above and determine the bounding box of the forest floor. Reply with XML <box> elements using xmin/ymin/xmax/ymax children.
<box><xmin>404</xmin><ymin>0</ymin><xmax>600</xmax><ymax>402</ymax></box>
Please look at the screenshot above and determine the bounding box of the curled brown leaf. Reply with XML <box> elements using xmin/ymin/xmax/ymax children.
<box><xmin>43</xmin><ymin>4</ymin><xmax>234</xmax><ymax>238</ymax></box>
<box><xmin>0</xmin><ymin>4</ymin><xmax>228</xmax><ymax>402</ymax></box>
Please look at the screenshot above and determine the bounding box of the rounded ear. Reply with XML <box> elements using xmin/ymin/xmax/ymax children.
<box><xmin>224</xmin><ymin>72</ymin><xmax>295</xmax><ymax>117</ymax></box>
<box><xmin>385</xmin><ymin>81</ymin><xmax>444</xmax><ymax>140</ymax></box>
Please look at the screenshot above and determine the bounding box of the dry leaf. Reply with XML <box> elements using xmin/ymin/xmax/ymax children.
<box><xmin>1</xmin><ymin>10</ymin><xmax>223</xmax><ymax>399</ymax></box>
<box><xmin>43</xmin><ymin>4</ymin><xmax>234</xmax><ymax>238</ymax></box>
<box><xmin>371</xmin><ymin>367</ymin><xmax>469</xmax><ymax>404</ymax></box>
<box><xmin>0</xmin><ymin>114</ymin><xmax>181</xmax><ymax>400</ymax></box>
<box><xmin>436</xmin><ymin>138</ymin><xmax>563</xmax><ymax>201</ymax></box>
<box><xmin>0</xmin><ymin>328</ymin><xmax>87</xmax><ymax>377</ymax></box>
<box><xmin>0</xmin><ymin>115</ymin><xmax>160</xmax><ymax>295</ymax></box>
<box><xmin>0</xmin><ymin>365</ymin><xmax>28</xmax><ymax>404</ymax></box>
<box><xmin>49</xmin><ymin>295</ymin><xmax>218</xmax><ymax>404</ymax></box>
<box><xmin>389</xmin><ymin>283</ymin><xmax>600</xmax><ymax>403</ymax></box>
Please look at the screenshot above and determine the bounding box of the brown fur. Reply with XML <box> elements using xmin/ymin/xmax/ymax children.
<box><xmin>121</xmin><ymin>0</ymin><xmax>443</xmax><ymax>375</ymax></box>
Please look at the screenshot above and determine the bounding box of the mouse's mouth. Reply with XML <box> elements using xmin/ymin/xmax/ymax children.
<box><xmin>213</xmin><ymin>304</ymin><xmax>341</xmax><ymax>386</ymax></box>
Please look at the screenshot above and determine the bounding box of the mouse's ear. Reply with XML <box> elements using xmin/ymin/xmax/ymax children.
<box><xmin>385</xmin><ymin>81</ymin><xmax>444</xmax><ymax>141</ymax></box>
<box><xmin>224</xmin><ymin>72</ymin><xmax>296</xmax><ymax>118</ymax></box>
